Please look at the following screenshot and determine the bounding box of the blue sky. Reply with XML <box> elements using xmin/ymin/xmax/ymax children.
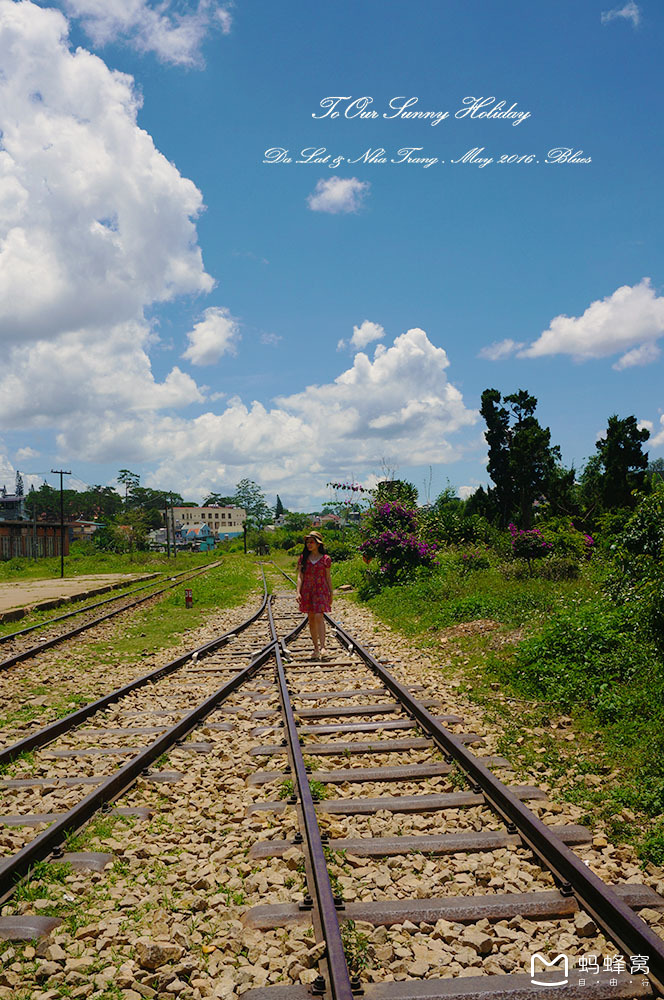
<box><xmin>1</xmin><ymin>0</ymin><xmax>662</xmax><ymax>509</ymax></box>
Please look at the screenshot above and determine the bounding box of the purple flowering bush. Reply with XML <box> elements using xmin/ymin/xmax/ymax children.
<box><xmin>359</xmin><ymin>501</ymin><xmax>437</xmax><ymax>585</ymax></box>
<box><xmin>508</xmin><ymin>523</ymin><xmax>552</xmax><ymax>572</ymax></box>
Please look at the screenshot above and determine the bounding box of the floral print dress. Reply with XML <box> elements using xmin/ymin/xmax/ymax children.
<box><xmin>298</xmin><ymin>554</ymin><xmax>332</xmax><ymax>613</ymax></box>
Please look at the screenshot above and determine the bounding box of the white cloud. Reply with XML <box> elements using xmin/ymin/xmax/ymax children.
<box><xmin>0</xmin><ymin>0</ymin><xmax>215</xmax><ymax>465</ymax></box>
<box><xmin>457</xmin><ymin>485</ymin><xmax>476</xmax><ymax>500</ymax></box>
<box><xmin>15</xmin><ymin>446</ymin><xmax>40</xmax><ymax>461</ymax></box>
<box><xmin>338</xmin><ymin>320</ymin><xmax>385</xmax><ymax>353</ymax></box>
<box><xmin>0</xmin><ymin>1</ymin><xmax>213</xmax><ymax>347</ymax></box>
<box><xmin>478</xmin><ymin>338</ymin><xmax>525</xmax><ymax>361</ymax></box>
<box><xmin>0</xmin><ymin>451</ymin><xmax>46</xmax><ymax>493</ymax></box>
<box><xmin>0</xmin><ymin>321</ymin><xmax>204</xmax><ymax>431</ymax></box>
<box><xmin>182</xmin><ymin>307</ymin><xmax>240</xmax><ymax>366</ymax></box>
<box><xmin>260</xmin><ymin>332</ymin><xmax>282</xmax><ymax>347</ymax></box>
<box><xmin>307</xmin><ymin>177</ymin><xmax>370</xmax><ymax>215</ymax></box>
<box><xmin>39</xmin><ymin>328</ymin><xmax>478</xmax><ymax>500</ymax></box>
<box><xmin>517</xmin><ymin>279</ymin><xmax>664</xmax><ymax>367</ymax></box>
<box><xmin>612</xmin><ymin>342</ymin><xmax>661</xmax><ymax>370</ymax></box>
<box><xmin>650</xmin><ymin>416</ymin><xmax>664</xmax><ymax>449</ymax></box>
<box><xmin>601</xmin><ymin>2</ymin><xmax>641</xmax><ymax>27</ymax></box>
<box><xmin>59</xmin><ymin>0</ymin><xmax>233</xmax><ymax>66</ymax></box>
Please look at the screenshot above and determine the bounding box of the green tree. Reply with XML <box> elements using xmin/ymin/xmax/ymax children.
<box><xmin>203</xmin><ymin>492</ymin><xmax>236</xmax><ymax>506</ymax></box>
<box><xmin>596</xmin><ymin>415</ymin><xmax>649</xmax><ymax>509</ymax></box>
<box><xmin>275</xmin><ymin>494</ymin><xmax>284</xmax><ymax>518</ymax></box>
<box><xmin>117</xmin><ymin>469</ymin><xmax>140</xmax><ymax>503</ymax></box>
<box><xmin>284</xmin><ymin>511</ymin><xmax>310</xmax><ymax>532</ymax></box>
<box><xmin>375</xmin><ymin>479</ymin><xmax>418</xmax><ymax>507</ymax></box>
<box><xmin>234</xmin><ymin>478</ymin><xmax>271</xmax><ymax>527</ymax></box>
<box><xmin>480</xmin><ymin>388</ymin><xmax>561</xmax><ymax>527</ymax></box>
<box><xmin>15</xmin><ymin>470</ymin><xmax>24</xmax><ymax>496</ymax></box>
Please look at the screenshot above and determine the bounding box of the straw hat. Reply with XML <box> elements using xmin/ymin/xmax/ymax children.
<box><xmin>305</xmin><ymin>530</ymin><xmax>324</xmax><ymax>544</ymax></box>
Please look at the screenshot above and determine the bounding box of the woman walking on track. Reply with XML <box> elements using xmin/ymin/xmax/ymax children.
<box><xmin>296</xmin><ymin>531</ymin><xmax>333</xmax><ymax>659</ymax></box>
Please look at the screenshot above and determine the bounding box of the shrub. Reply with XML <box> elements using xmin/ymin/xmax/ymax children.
<box><xmin>359</xmin><ymin>501</ymin><xmax>436</xmax><ymax>585</ymax></box>
<box><xmin>537</xmin><ymin>517</ymin><xmax>593</xmax><ymax>559</ymax></box>
<box><xmin>459</xmin><ymin>550</ymin><xmax>490</xmax><ymax>573</ymax></box>
<box><xmin>608</xmin><ymin>486</ymin><xmax>664</xmax><ymax>648</ymax></box>
<box><xmin>508</xmin><ymin>523</ymin><xmax>552</xmax><ymax>571</ymax></box>
<box><xmin>537</xmin><ymin>556</ymin><xmax>581</xmax><ymax>581</ymax></box>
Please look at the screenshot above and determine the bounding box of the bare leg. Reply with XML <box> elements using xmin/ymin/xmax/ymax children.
<box><xmin>316</xmin><ymin>614</ymin><xmax>327</xmax><ymax>657</ymax></box>
<box><xmin>307</xmin><ymin>613</ymin><xmax>320</xmax><ymax>656</ymax></box>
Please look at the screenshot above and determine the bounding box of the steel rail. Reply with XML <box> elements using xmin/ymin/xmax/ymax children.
<box><xmin>0</xmin><ymin>636</ymin><xmax>277</xmax><ymax>900</ymax></box>
<box><xmin>267</xmin><ymin>595</ymin><xmax>354</xmax><ymax>1000</ymax></box>
<box><xmin>0</xmin><ymin>562</ymin><xmax>216</xmax><ymax>645</ymax></box>
<box><xmin>327</xmin><ymin>613</ymin><xmax>664</xmax><ymax>996</ymax></box>
<box><xmin>0</xmin><ymin>575</ymin><xmax>270</xmax><ymax>767</ymax></box>
<box><xmin>0</xmin><ymin>561</ymin><xmax>223</xmax><ymax>673</ymax></box>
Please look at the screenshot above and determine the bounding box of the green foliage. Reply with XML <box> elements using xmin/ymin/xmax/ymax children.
<box><xmin>359</xmin><ymin>501</ymin><xmax>437</xmax><ymax>586</ymax></box>
<box><xmin>608</xmin><ymin>485</ymin><xmax>664</xmax><ymax>647</ymax></box>
<box><xmin>480</xmin><ymin>388</ymin><xmax>562</xmax><ymax>527</ymax></box>
<box><xmin>374</xmin><ymin>479</ymin><xmax>418</xmax><ymax>506</ymax></box>
<box><xmin>340</xmin><ymin>918</ymin><xmax>372</xmax><ymax>976</ymax></box>
<box><xmin>278</xmin><ymin>779</ymin><xmax>294</xmax><ymax>800</ymax></box>
<box><xmin>234</xmin><ymin>478</ymin><xmax>271</xmax><ymax>527</ymax></box>
<box><xmin>537</xmin><ymin>556</ymin><xmax>581</xmax><ymax>581</ymax></box>
<box><xmin>595</xmin><ymin>414</ymin><xmax>649</xmax><ymax>509</ymax></box>
<box><xmin>508</xmin><ymin>601</ymin><xmax>661</xmax><ymax>724</ymax></box>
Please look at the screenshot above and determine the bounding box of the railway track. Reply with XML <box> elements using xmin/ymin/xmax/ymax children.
<box><xmin>0</xmin><ymin>561</ymin><xmax>222</xmax><ymax>674</ymax></box>
<box><xmin>0</xmin><ymin>564</ymin><xmax>662</xmax><ymax>999</ymax></box>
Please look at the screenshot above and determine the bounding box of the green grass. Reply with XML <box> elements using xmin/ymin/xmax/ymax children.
<box><xmin>340</xmin><ymin>552</ymin><xmax>664</xmax><ymax>867</ymax></box>
<box><xmin>0</xmin><ymin>542</ymin><xmax>224</xmax><ymax>582</ymax></box>
<box><xmin>56</xmin><ymin>554</ymin><xmax>259</xmax><ymax>667</ymax></box>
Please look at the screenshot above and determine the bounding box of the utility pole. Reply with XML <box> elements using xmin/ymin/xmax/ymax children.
<box><xmin>163</xmin><ymin>497</ymin><xmax>171</xmax><ymax>558</ymax></box>
<box><xmin>51</xmin><ymin>469</ymin><xmax>71</xmax><ymax>578</ymax></box>
<box><xmin>170</xmin><ymin>494</ymin><xmax>177</xmax><ymax>560</ymax></box>
<box><xmin>32</xmin><ymin>500</ymin><xmax>37</xmax><ymax>561</ymax></box>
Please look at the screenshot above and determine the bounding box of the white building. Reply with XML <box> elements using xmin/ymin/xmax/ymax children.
<box><xmin>172</xmin><ymin>506</ymin><xmax>246</xmax><ymax>537</ymax></box>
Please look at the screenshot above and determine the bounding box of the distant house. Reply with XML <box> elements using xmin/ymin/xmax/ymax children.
<box><xmin>69</xmin><ymin>520</ymin><xmax>101</xmax><ymax>542</ymax></box>
<box><xmin>0</xmin><ymin>493</ymin><xmax>27</xmax><ymax>521</ymax></box>
<box><xmin>180</xmin><ymin>522</ymin><xmax>216</xmax><ymax>551</ymax></box>
<box><xmin>172</xmin><ymin>505</ymin><xmax>245</xmax><ymax>538</ymax></box>
<box><xmin>321</xmin><ymin>513</ymin><xmax>341</xmax><ymax>526</ymax></box>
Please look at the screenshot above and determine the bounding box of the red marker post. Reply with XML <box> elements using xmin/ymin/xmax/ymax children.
<box><xmin>185</xmin><ymin>588</ymin><xmax>193</xmax><ymax>609</ymax></box>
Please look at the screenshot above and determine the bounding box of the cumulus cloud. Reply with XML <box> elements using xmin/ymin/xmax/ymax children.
<box><xmin>59</xmin><ymin>0</ymin><xmax>233</xmax><ymax>66</ymax></box>
<box><xmin>612</xmin><ymin>342</ymin><xmax>661</xmax><ymax>370</ymax></box>
<box><xmin>0</xmin><ymin>1</ymin><xmax>213</xmax><ymax>346</ymax></box>
<box><xmin>601</xmin><ymin>2</ymin><xmax>641</xmax><ymax>27</ymax></box>
<box><xmin>0</xmin><ymin>1</ymin><xmax>214</xmax><ymax>455</ymax></box>
<box><xmin>307</xmin><ymin>177</ymin><xmax>370</xmax><ymax>214</ymax></box>
<box><xmin>42</xmin><ymin>328</ymin><xmax>478</xmax><ymax>498</ymax></box>
<box><xmin>337</xmin><ymin>320</ymin><xmax>385</xmax><ymax>353</ymax></box>
<box><xmin>182</xmin><ymin>307</ymin><xmax>240</xmax><ymax>366</ymax></box>
<box><xmin>478</xmin><ymin>338</ymin><xmax>525</xmax><ymax>361</ymax></box>
<box><xmin>516</xmin><ymin>279</ymin><xmax>664</xmax><ymax>367</ymax></box>
<box><xmin>650</xmin><ymin>416</ymin><xmax>664</xmax><ymax>449</ymax></box>
<box><xmin>15</xmin><ymin>446</ymin><xmax>40</xmax><ymax>461</ymax></box>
